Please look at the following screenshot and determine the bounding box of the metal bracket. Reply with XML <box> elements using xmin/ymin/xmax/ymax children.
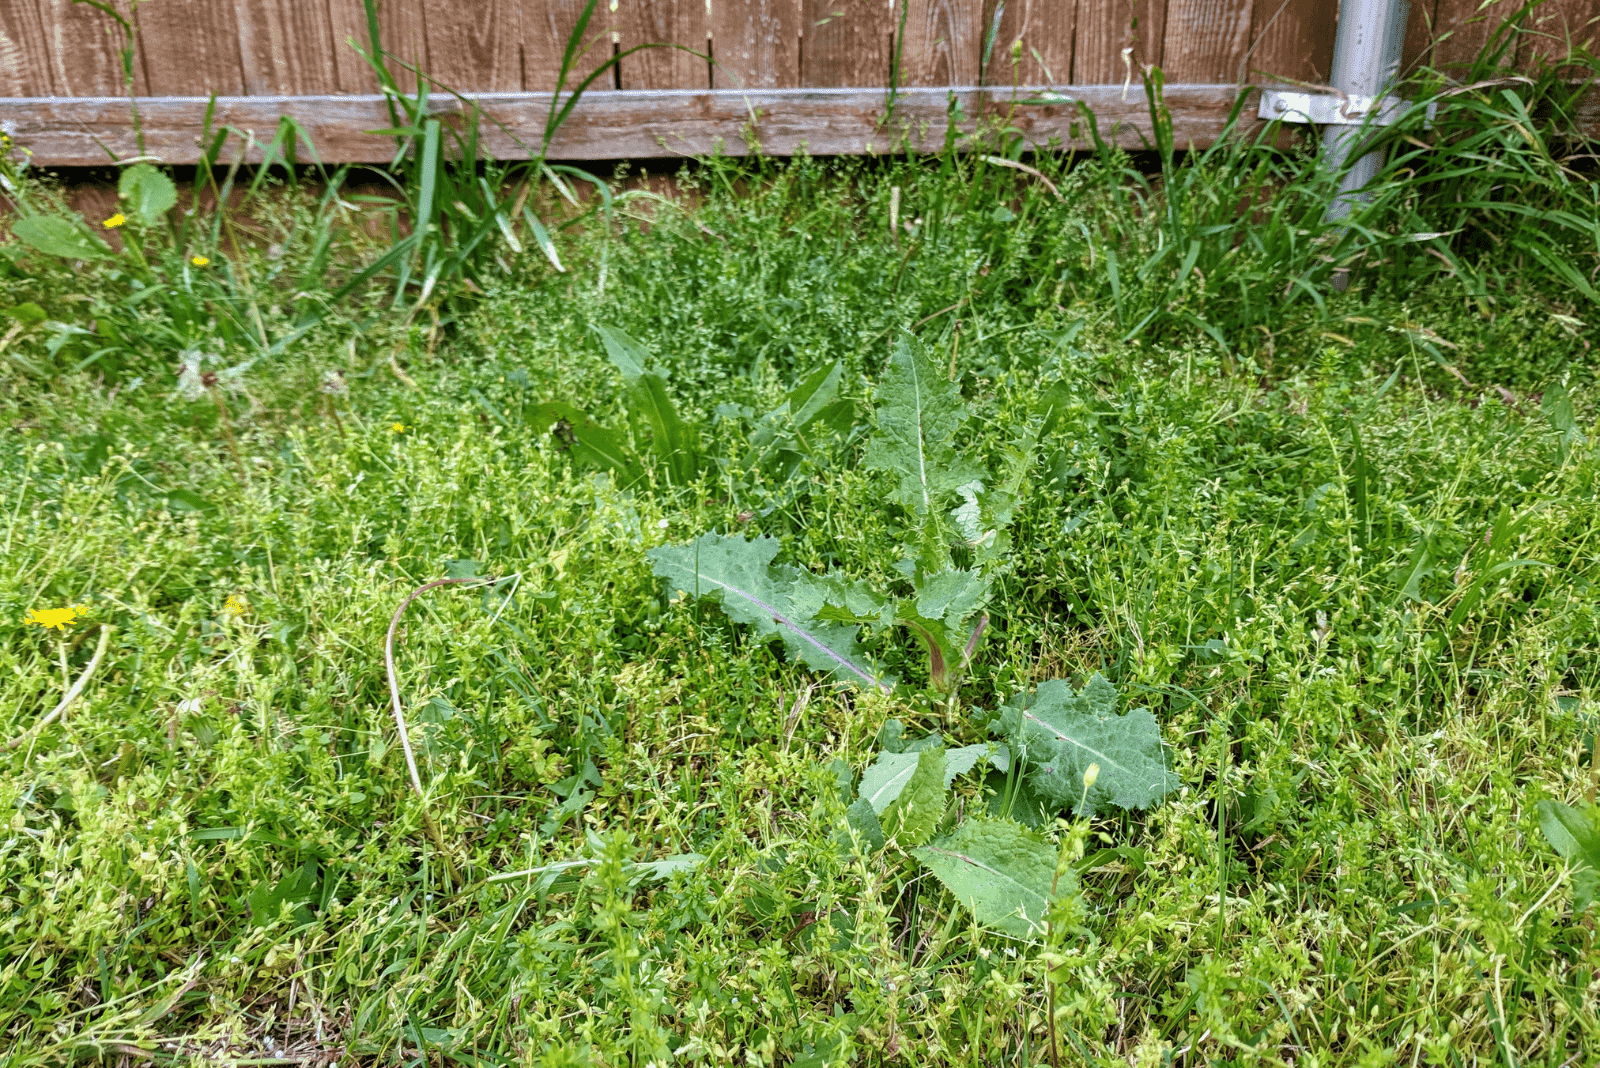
<box><xmin>1258</xmin><ymin>88</ymin><xmax>1433</xmax><ymax>127</ymax></box>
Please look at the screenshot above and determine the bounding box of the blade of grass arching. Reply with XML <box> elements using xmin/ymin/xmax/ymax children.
<box><xmin>392</xmin><ymin>118</ymin><xmax>442</xmax><ymax>305</ymax></box>
<box><xmin>544</xmin><ymin>44</ymin><xmax>700</xmax><ymax>157</ymax></box>
<box><xmin>545</xmin><ymin>0</ymin><xmax>601</xmax><ymax>149</ymax></box>
<box><xmin>360</xmin><ymin>0</ymin><xmax>404</xmax><ymax>135</ymax></box>
<box><xmin>479</xmin><ymin>177</ymin><xmax>523</xmax><ymax>255</ymax></box>
<box><xmin>521</xmin><ymin>208</ymin><xmax>565</xmax><ymax>272</ymax></box>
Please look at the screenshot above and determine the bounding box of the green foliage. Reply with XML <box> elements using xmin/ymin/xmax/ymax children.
<box><xmin>118</xmin><ymin>163</ymin><xmax>178</xmax><ymax>228</ymax></box>
<box><xmin>1537</xmin><ymin>800</ymin><xmax>1600</xmax><ymax>913</ymax></box>
<box><xmin>913</xmin><ymin>817</ymin><xmax>1067</xmax><ymax>940</ymax></box>
<box><xmin>10</xmin><ymin>215</ymin><xmax>114</xmax><ymax>260</ymax></box>
<box><xmin>992</xmin><ymin>675</ymin><xmax>1179</xmax><ymax>817</ymax></box>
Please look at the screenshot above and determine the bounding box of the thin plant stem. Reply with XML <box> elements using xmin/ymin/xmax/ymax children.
<box><xmin>384</xmin><ymin>576</ymin><xmax>496</xmax><ymax>885</ymax></box>
<box><xmin>4</xmin><ymin>625</ymin><xmax>112</xmax><ymax>755</ymax></box>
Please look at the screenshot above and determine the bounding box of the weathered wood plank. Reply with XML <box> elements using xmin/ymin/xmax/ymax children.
<box><xmin>710</xmin><ymin>0</ymin><xmax>802</xmax><ymax>88</ymax></box>
<box><xmin>616</xmin><ymin>0</ymin><xmax>708</xmax><ymax>90</ymax></box>
<box><xmin>1073</xmin><ymin>0</ymin><xmax>1167</xmax><ymax>84</ymax></box>
<box><xmin>523</xmin><ymin>0</ymin><xmax>611</xmax><ymax>93</ymax></box>
<box><xmin>1247</xmin><ymin>0</ymin><xmax>1334</xmax><ymax>84</ymax></box>
<box><xmin>1429</xmin><ymin>0</ymin><xmax>1526</xmax><ymax>72</ymax></box>
<box><xmin>132</xmin><ymin>0</ymin><xmax>246</xmax><ymax>96</ymax></box>
<box><xmin>803</xmin><ymin>0</ymin><xmax>892</xmax><ymax>87</ymax></box>
<box><xmin>420</xmin><ymin>0</ymin><xmax>523</xmax><ymax>91</ymax></box>
<box><xmin>899</xmin><ymin>0</ymin><xmax>980</xmax><ymax>87</ymax></box>
<box><xmin>981</xmin><ymin>0</ymin><xmax>1075</xmax><ymax>85</ymax></box>
<box><xmin>0</xmin><ymin>1</ymin><xmax>51</xmax><ymax>97</ymax></box>
<box><xmin>236</xmin><ymin>0</ymin><xmax>339</xmax><ymax>95</ymax></box>
<box><xmin>36</xmin><ymin>0</ymin><xmax>150</xmax><ymax>97</ymax></box>
<box><xmin>1162</xmin><ymin>0</ymin><xmax>1253</xmax><ymax>83</ymax></box>
<box><xmin>326</xmin><ymin>0</ymin><xmax>428</xmax><ymax>92</ymax></box>
<box><xmin>1521</xmin><ymin>0</ymin><xmax>1599</xmax><ymax>65</ymax></box>
<box><xmin>0</xmin><ymin>85</ymin><xmax>1274</xmax><ymax>165</ymax></box>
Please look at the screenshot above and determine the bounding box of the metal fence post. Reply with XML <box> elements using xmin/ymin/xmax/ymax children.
<box><xmin>1322</xmin><ymin>0</ymin><xmax>1412</xmax><ymax>221</ymax></box>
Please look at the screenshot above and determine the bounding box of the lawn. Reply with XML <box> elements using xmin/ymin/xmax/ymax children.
<box><xmin>2</xmin><ymin>72</ymin><xmax>1600</xmax><ymax>1067</ymax></box>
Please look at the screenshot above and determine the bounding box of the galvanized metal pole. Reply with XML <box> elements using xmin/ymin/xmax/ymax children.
<box><xmin>1323</xmin><ymin>0</ymin><xmax>1411</xmax><ymax>221</ymax></box>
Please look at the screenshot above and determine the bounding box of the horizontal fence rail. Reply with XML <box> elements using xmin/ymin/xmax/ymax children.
<box><xmin>0</xmin><ymin>0</ymin><xmax>1596</xmax><ymax>163</ymax></box>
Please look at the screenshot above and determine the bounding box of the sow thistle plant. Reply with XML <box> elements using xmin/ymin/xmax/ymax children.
<box><xmin>651</xmin><ymin>337</ymin><xmax>1179</xmax><ymax>940</ymax></box>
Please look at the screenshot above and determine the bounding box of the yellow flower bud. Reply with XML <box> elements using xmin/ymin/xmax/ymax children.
<box><xmin>1082</xmin><ymin>763</ymin><xmax>1100</xmax><ymax>790</ymax></box>
<box><xmin>190</xmin><ymin>255</ymin><xmax>211</xmax><ymax>267</ymax></box>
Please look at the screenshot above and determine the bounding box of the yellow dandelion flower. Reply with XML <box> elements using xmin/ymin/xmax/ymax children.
<box><xmin>390</xmin><ymin>422</ymin><xmax>408</xmax><ymax>434</ymax></box>
<box><xmin>103</xmin><ymin>212</ymin><xmax>127</xmax><ymax>229</ymax></box>
<box><xmin>190</xmin><ymin>255</ymin><xmax>211</xmax><ymax>267</ymax></box>
<box><xmin>223</xmin><ymin>595</ymin><xmax>248</xmax><ymax>617</ymax></box>
<box><xmin>26</xmin><ymin>604</ymin><xmax>87</xmax><ymax>632</ymax></box>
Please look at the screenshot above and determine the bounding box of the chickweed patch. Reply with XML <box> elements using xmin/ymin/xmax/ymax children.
<box><xmin>4</xmin><ymin>38</ymin><xmax>1600</xmax><ymax>1067</ymax></box>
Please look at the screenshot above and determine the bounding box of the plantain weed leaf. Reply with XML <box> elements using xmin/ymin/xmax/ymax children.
<box><xmin>593</xmin><ymin>322</ymin><xmax>648</xmax><ymax>384</ymax></box>
<box><xmin>864</xmin><ymin>336</ymin><xmax>982</xmax><ymax>518</ymax></box>
<box><xmin>649</xmin><ymin>532</ymin><xmax>890</xmax><ymax>691</ymax></box>
<box><xmin>882</xmin><ymin>746</ymin><xmax>946</xmax><ymax>849</ymax></box>
<box><xmin>914</xmin><ymin>816</ymin><xmax>1072</xmax><ymax>940</ymax></box>
<box><xmin>12</xmin><ymin>216</ymin><xmax>114</xmax><ymax>260</ymax></box>
<box><xmin>119</xmin><ymin>162</ymin><xmax>178</xmax><ymax>227</ymax></box>
<box><xmin>1536</xmin><ymin>799</ymin><xmax>1600</xmax><ymax>912</ymax></box>
<box><xmin>592</xmin><ymin>323</ymin><xmax>697</xmax><ymax>482</ymax></box>
<box><xmin>995</xmin><ymin>675</ymin><xmax>1179</xmax><ymax>816</ymax></box>
<box><xmin>790</xmin><ymin>360</ymin><xmax>843</xmax><ymax>428</ymax></box>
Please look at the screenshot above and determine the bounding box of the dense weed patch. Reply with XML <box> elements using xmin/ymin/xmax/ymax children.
<box><xmin>3</xmin><ymin>31</ymin><xmax>1600</xmax><ymax>1067</ymax></box>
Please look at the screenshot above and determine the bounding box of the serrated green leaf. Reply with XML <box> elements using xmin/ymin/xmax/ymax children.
<box><xmin>858</xmin><ymin>750</ymin><xmax>922</xmax><ymax>813</ymax></box>
<box><xmin>12</xmin><ymin>216</ymin><xmax>114</xmax><ymax>260</ymax></box>
<box><xmin>118</xmin><ymin>162</ymin><xmax>178</xmax><ymax>227</ymax></box>
<box><xmin>1537</xmin><ymin>799</ymin><xmax>1600</xmax><ymax>912</ymax></box>
<box><xmin>864</xmin><ymin>336</ymin><xmax>982</xmax><ymax>518</ymax></box>
<box><xmin>649</xmin><ymin>533</ymin><xmax>890</xmax><ymax>691</ymax></box>
<box><xmin>943</xmin><ymin>744</ymin><xmax>991</xmax><ymax>786</ymax></box>
<box><xmin>883</xmin><ymin>747</ymin><xmax>946</xmax><ymax>848</ymax></box>
<box><xmin>914</xmin><ymin>816</ymin><xmax>1073</xmax><ymax>939</ymax></box>
<box><xmin>998</xmin><ymin>676</ymin><xmax>1179</xmax><ymax>816</ymax></box>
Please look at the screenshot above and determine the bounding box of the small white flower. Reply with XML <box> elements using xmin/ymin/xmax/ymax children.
<box><xmin>657</xmin><ymin>518</ymin><xmax>669</xmax><ymax>530</ymax></box>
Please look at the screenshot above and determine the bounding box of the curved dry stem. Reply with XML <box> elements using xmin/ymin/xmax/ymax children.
<box><xmin>3</xmin><ymin>624</ymin><xmax>112</xmax><ymax>755</ymax></box>
<box><xmin>384</xmin><ymin>576</ymin><xmax>496</xmax><ymax>883</ymax></box>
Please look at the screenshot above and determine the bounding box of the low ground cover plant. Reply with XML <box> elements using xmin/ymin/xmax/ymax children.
<box><xmin>2</xmin><ymin>16</ymin><xmax>1600</xmax><ymax>1066</ymax></box>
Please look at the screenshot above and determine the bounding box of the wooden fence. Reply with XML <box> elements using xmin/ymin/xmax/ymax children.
<box><xmin>0</xmin><ymin>0</ymin><xmax>1595</xmax><ymax>165</ymax></box>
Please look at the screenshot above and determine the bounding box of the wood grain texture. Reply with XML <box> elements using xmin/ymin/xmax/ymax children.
<box><xmin>236</xmin><ymin>0</ymin><xmax>338</xmax><ymax>95</ymax></box>
<box><xmin>36</xmin><ymin>0</ymin><xmax>150</xmax><ymax>96</ymax></box>
<box><xmin>1247</xmin><ymin>0</ymin><xmax>1334</xmax><ymax>83</ymax></box>
<box><xmin>1522</xmin><ymin>0</ymin><xmax>1600</xmax><ymax>65</ymax></box>
<box><xmin>420</xmin><ymin>0</ymin><xmax>524</xmax><ymax>90</ymax></box>
<box><xmin>1162</xmin><ymin>0</ymin><xmax>1253</xmax><ymax>83</ymax></box>
<box><xmin>1073</xmin><ymin>0</ymin><xmax>1166</xmax><ymax>83</ymax></box>
<box><xmin>616</xmin><ymin>0</ymin><xmax>709</xmax><ymax>90</ymax></box>
<box><xmin>803</xmin><ymin>0</ymin><xmax>892</xmax><ymax>87</ymax></box>
<box><xmin>1400</xmin><ymin>0</ymin><xmax>1440</xmax><ymax>73</ymax></box>
<box><xmin>1429</xmin><ymin>0</ymin><xmax>1525</xmax><ymax>72</ymax></box>
<box><xmin>0</xmin><ymin>0</ymin><xmax>51</xmax><ymax>97</ymax></box>
<box><xmin>523</xmin><ymin>0</ymin><xmax>611</xmax><ymax>92</ymax></box>
<box><xmin>899</xmin><ymin>0</ymin><xmax>980</xmax><ymax>86</ymax></box>
<box><xmin>0</xmin><ymin>85</ymin><xmax>1306</xmax><ymax>164</ymax></box>
<box><xmin>981</xmin><ymin>0</ymin><xmax>1075</xmax><ymax>85</ymax></box>
<box><xmin>132</xmin><ymin>0</ymin><xmax>246</xmax><ymax>96</ymax></box>
<box><xmin>326</xmin><ymin>0</ymin><xmax>428</xmax><ymax>92</ymax></box>
<box><xmin>710</xmin><ymin>0</ymin><xmax>802</xmax><ymax>88</ymax></box>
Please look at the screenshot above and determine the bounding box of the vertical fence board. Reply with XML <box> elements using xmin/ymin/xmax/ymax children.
<box><xmin>1523</xmin><ymin>0</ymin><xmax>1599</xmax><ymax>64</ymax></box>
<box><xmin>899</xmin><ymin>0</ymin><xmax>980</xmax><ymax>86</ymax></box>
<box><xmin>0</xmin><ymin>1</ymin><xmax>51</xmax><ymax>96</ymax></box>
<box><xmin>1074</xmin><ymin>0</ymin><xmax>1167</xmax><ymax>83</ymax></box>
<box><xmin>37</xmin><ymin>0</ymin><xmax>148</xmax><ymax>96</ymax></box>
<box><xmin>327</xmin><ymin>0</ymin><xmax>428</xmax><ymax>92</ymax></box>
<box><xmin>710</xmin><ymin>0</ymin><xmax>802</xmax><ymax>88</ymax></box>
<box><xmin>523</xmin><ymin>0</ymin><xmax>611</xmax><ymax>92</ymax></box>
<box><xmin>1247</xmin><ymin>0</ymin><xmax>1334</xmax><ymax>83</ymax></box>
<box><xmin>617</xmin><ymin>0</ymin><xmax>709</xmax><ymax>90</ymax></box>
<box><xmin>1162</xmin><ymin>0</ymin><xmax>1253</xmax><ymax>82</ymax></box>
<box><xmin>236</xmin><ymin>0</ymin><xmax>338</xmax><ymax>95</ymax></box>
<box><xmin>133</xmin><ymin>0</ymin><xmax>246</xmax><ymax>96</ymax></box>
<box><xmin>421</xmin><ymin>0</ymin><xmax>524</xmax><ymax>90</ymax></box>
<box><xmin>981</xmin><ymin>0</ymin><xmax>1075</xmax><ymax>85</ymax></box>
<box><xmin>1429</xmin><ymin>0</ymin><xmax>1524</xmax><ymax>71</ymax></box>
<box><xmin>1400</xmin><ymin>0</ymin><xmax>1440</xmax><ymax>73</ymax></box>
<box><xmin>803</xmin><ymin>0</ymin><xmax>892</xmax><ymax>87</ymax></box>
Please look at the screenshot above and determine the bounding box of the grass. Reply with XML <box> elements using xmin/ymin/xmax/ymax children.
<box><xmin>3</xmin><ymin>41</ymin><xmax>1600</xmax><ymax>1067</ymax></box>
